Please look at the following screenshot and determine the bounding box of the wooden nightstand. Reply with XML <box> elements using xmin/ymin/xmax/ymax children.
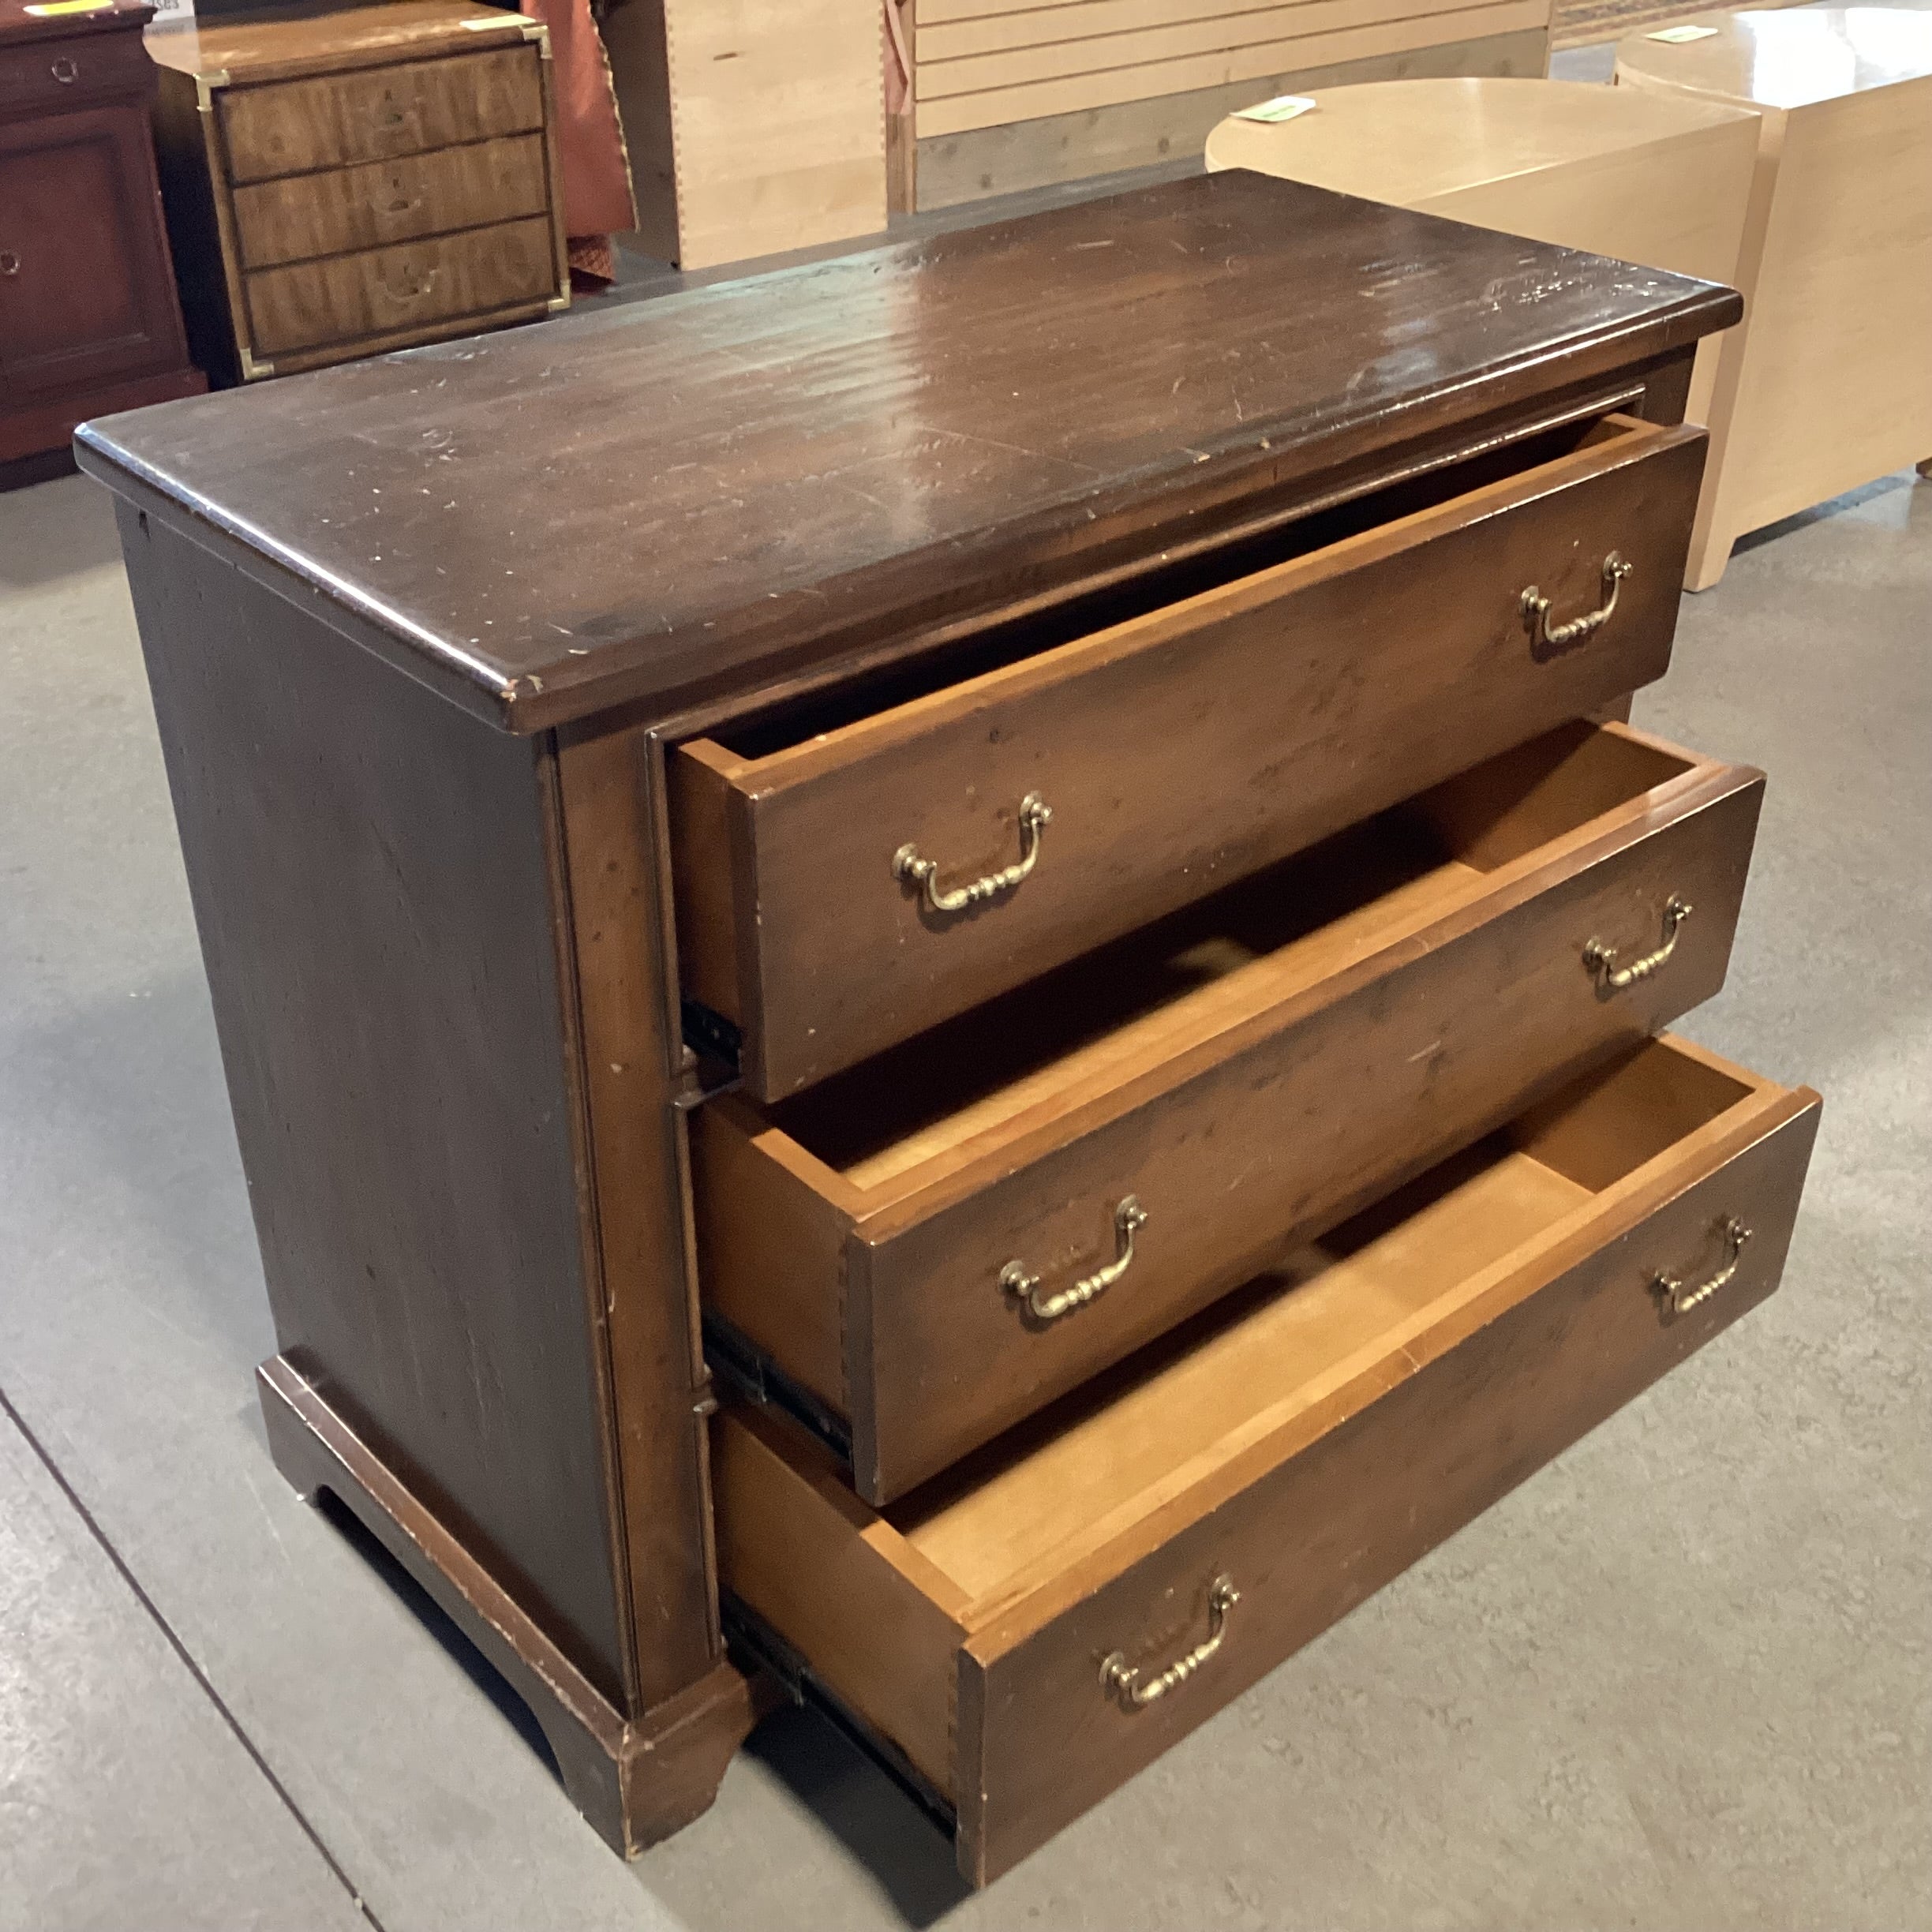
<box><xmin>148</xmin><ymin>0</ymin><xmax>571</xmax><ymax>384</ymax></box>
<box><xmin>0</xmin><ymin>0</ymin><xmax>202</xmax><ymax>483</ymax></box>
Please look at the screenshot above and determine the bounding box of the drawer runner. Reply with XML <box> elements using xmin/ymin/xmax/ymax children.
<box><xmin>722</xmin><ymin>1595</ymin><xmax>958</xmax><ymax>1839</ymax></box>
<box><xmin>702</xmin><ymin>1313</ymin><xmax>852</xmax><ymax>1466</ymax></box>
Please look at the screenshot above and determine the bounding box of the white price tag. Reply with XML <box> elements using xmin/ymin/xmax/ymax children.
<box><xmin>1647</xmin><ymin>23</ymin><xmax>1720</xmax><ymax>42</ymax></box>
<box><xmin>1234</xmin><ymin>94</ymin><xmax>1317</xmax><ymax>124</ymax></box>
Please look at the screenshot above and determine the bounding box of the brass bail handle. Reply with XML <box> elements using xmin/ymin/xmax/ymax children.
<box><xmin>1523</xmin><ymin>552</ymin><xmax>1633</xmax><ymax>655</ymax></box>
<box><xmin>894</xmin><ymin>792</ymin><xmax>1051</xmax><ymax>915</ymax></box>
<box><xmin>1002</xmin><ymin>1196</ymin><xmax>1146</xmax><ymax>1324</ymax></box>
<box><xmin>1584</xmin><ymin>895</ymin><xmax>1691</xmax><ymax>992</ymax></box>
<box><xmin>1654</xmin><ymin>1216</ymin><xmax>1753</xmax><ymax>1316</ymax></box>
<box><xmin>1101</xmin><ymin>1575</ymin><xmax>1241</xmax><ymax>1709</ymax></box>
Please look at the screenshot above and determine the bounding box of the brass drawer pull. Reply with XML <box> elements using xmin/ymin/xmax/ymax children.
<box><xmin>893</xmin><ymin>792</ymin><xmax>1050</xmax><ymax>913</ymax></box>
<box><xmin>0</xmin><ymin>249</ymin><xmax>19</xmax><ymax>278</ymax></box>
<box><xmin>383</xmin><ymin>268</ymin><xmax>440</xmax><ymax>303</ymax></box>
<box><xmin>1002</xmin><ymin>1195</ymin><xmax>1146</xmax><ymax>1324</ymax></box>
<box><xmin>1654</xmin><ymin>1216</ymin><xmax>1752</xmax><ymax>1316</ymax></box>
<box><xmin>1584</xmin><ymin>895</ymin><xmax>1690</xmax><ymax>991</ymax></box>
<box><xmin>1102</xmin><ymin>1574</ymin><xmax>1240</xmax><ymax>1709</ymax></box>
<box><xmin>1522</xmin><ymin>552</ymin><xmax>1633</xmax><ymax>656</ymax></box>
<box><xmin>51</xmin><ymin>55</ymin><xmax>79</xmax><ymax>83</ymax></box>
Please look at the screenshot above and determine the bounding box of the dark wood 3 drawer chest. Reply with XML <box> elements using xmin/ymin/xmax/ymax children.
<box><xmin>79</xmin><ymin>172</ymin><xmax>1821</xmax><ymax>1887</ymax></box>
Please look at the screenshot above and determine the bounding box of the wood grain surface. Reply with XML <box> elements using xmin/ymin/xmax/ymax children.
<box><xmin>697</xmin><ymin>722</ymin><xmax>1766</xmax><ymax>1500</ymax></box>
<box><xmin>1617</xmin><ymin>9</ymin><xmax>1932</xmax><ymax>587</ymax></box>
<box><xmin>77</xmin><ymin>171</ymin><xmax>1739</xmax><ymax>732</ymax></box>
<box><xmin>714</xmin><ymin>1037</ymin><xmax>1822</xmax><ymax>1882</ymax></box>
<box><xmin>144</xmin><ymin>0</ymin><xmax>534</xmax><ymax>85</ymax></box>
<box><xmin>118</xmin><ymin>501</ymin><xmax>633</xmax><ymax>1709</ymax></box>
<box><xmin>243</xmin><ymin>214</ymin><xmax>557</xmax><ymax>356</ymax></box>
<box><xmin>955</xmin><ymin>1060</ymin><xmax>1820</xmax><ymax>1880</ymax></box>
<box><xmin>674</xmin><ymin>414</ymin><xmax>1708</xmax><ymax>1096</ymax></box>
<box><xmin>553</xmin><ymin>724</ymin><xmax>725</xmax><ymax>1708</ymax></box>
<box><xmin>912</xmin><ymin>0</ymin><xmax>1550</xmax><ymax>137</ymax></box>
<box><xmin>219</xmin><ymin>46</ymin><xmax>545</xmax><ymax>182</ymax></box>
<box><xmin>230</xmin><ymin>133</ymin><xmax>551</xmax><ymax>268</ymax></box>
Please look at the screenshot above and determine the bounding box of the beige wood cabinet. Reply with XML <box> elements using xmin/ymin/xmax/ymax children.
<box><xmin>1616</xmin><ymin>8</ymin><xmax>1932</xmax><ymax>587</ymax></box>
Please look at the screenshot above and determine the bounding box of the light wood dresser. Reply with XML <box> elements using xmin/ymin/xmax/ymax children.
<box><xmin>148</xmin><ymin>0</ymin><xmax>570</xmax><ymax>384</ymax></box>
<box><xmin>1616</xmin><ymin>8</ymin><xmax>1932</xmax><ymax>588</ymax></box>
<box><xmin>80</xmin><ymin>174</ymin><xmax>1819</xmax><ymax>1887</ymax></box>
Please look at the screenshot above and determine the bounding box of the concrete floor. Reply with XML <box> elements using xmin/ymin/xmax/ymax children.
<box><xmin>3</xmin><ymin>365</ymin><xmax>1930</xmax><ymax>1932</ymax></box>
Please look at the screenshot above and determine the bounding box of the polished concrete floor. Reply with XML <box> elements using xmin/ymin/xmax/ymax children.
<box><xmin>4</xmin><ymin>368</ymin><xmax>1929</xmax><ymax>1932</ymax></box>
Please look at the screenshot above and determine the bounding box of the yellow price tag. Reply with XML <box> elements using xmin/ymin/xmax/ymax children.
<box><xmin>24</xmin><ymin>1</ymin><xmax>116</xmax><ymax>16</ymax></box>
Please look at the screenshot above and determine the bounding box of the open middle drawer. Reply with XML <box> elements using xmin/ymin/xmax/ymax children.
<box><xmin>670</xmin><ymin>410</ymin><xmax>1707</xmax><ymax>1099</ymax></box>
<box><xmin>695</xmin><ymin>720</ymin><xmax>1764</xmax><ymax>1501</ymax></box>
<box><xmin>716</xmin><ymin>1035</ymin><xmax>1821</xmax><ymax>1886</ymax></box>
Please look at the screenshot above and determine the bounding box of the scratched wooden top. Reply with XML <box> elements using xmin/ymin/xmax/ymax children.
<box><xmin>77</xmin><ymin>171</ymin><xmax>1739</xmax><ymax>733</ymax></box>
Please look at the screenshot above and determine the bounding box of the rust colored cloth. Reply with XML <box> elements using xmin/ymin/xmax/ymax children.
<box><xmin>520</xmin><ymin>0</ymin><xmax>636</xmax><ymax>282</ymax></box>
<box><xmin>885</xmin><ymin>0</ymin><xmax>911</xmax><ymax>114</ymax></box>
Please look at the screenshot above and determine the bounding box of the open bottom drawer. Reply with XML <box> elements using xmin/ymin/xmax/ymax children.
<box><xmin>713</xmin><ymin>1036</ymin><xmax>1820</xmax><ymax>1885</ymax></box>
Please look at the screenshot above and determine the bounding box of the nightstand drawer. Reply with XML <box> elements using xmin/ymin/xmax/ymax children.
<box><xmin>715</xmin><ymin>1035</ymin><xmax>1821</xmax><ymax>1885</ymax></box>
<box><xmin>0</xmin><ymin>27</ymin><xmax>150</xmax><ymax>114</ymax></box>
<box><xmin>697</xmin><ymin>721</ymin><xmax>1764</xmax><ymax>1502</ymax></box>
<box><xmin>671</xmin><ymin>411</ymin><xmax>1709</xmax><ymax>1103</ymax></box>
<box><xmin>243</xmin><ymin>214</ymin><xmax>556</xmax><ymax>358</ymax></box>
<box><xmin>230</xmin><ymin>133</ymin><xmax>552</xmax><ymax>268</ymax></box>
<box><xmin>218</xmin><ymin>45</ymin><xmax>545</xmax><ymax>182</ymax></box>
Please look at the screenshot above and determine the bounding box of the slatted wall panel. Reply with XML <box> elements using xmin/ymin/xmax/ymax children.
<box><xmin>915</xmin><ymin>0</ymin><xmax>1549</xmax><ymax>135</ymax></box>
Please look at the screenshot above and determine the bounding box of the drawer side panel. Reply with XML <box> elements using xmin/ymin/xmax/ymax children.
<box><xmin>713</xmin><ymin>1409</ymin><xmax>964</xmax><ymax>1792</ymax></box>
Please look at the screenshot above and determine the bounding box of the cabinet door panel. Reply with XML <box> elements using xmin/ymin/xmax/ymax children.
<box><xmin>0</xmin><ymin>106</ymin><xmax>185</xmax><ymax>398</ymax></box>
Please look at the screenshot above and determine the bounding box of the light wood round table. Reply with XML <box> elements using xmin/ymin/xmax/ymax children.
<box><xmin>1617</xmin><ymin>10</ymin><xmax>1932</xmax><ymax>586</ymax></box>
<box><xmin>1205</xmin><ymin>77</ymin><xmax>1761</xmax><ymax>586</ymax></box>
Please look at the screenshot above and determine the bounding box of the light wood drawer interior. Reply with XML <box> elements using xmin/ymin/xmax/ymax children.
<box><xmin>219</xmin><ymin>47</ymin><xmax>545</xmax><ymax>183</ymax></box>
<box><xmin>714</xmin><ymin>1035</ymin><xmax>1821</xmax><ymax>1884</ymax></box>
<box><xmin>244</xmin><ymin>215</ymin><xmax>556</xmax><ymax>358</ymax></box>
<box><xmin>697</xmin><ymin>721</ymin><xmax>1765</xmax><ymax>1499</ymax></box>
<box><xmin>231</xmin><ymin>134</ymin><xmax>551</xmax><ymax>269</ymax></box>
<box><xmin>671</xmin><ymin>410</ymin><xmax>1709</xmax><ymax>1100</ymax></box>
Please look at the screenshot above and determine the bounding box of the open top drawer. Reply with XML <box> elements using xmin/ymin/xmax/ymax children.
<box><xmin>714</xmin><ymin>1035</ymin><xmax>1821</xmax><ymax>1885</ymax></box>
<box><xmin>695</xmin><ymin>721</ymin><xmax>1765</xmax><ymax>1500</ymax></box>
<box><xmin>670</xmin><ymin>411</ymin><xmax>1709</xmax><ymax>1099</ymax></box>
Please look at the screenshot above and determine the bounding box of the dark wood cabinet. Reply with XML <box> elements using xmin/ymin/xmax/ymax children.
<box><xmin>0</xmin><ymin>0</ymin><xmax>202</xmax><ymax>480</ymax></box>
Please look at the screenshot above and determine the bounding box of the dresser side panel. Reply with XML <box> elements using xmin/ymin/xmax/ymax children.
<box><xmin>119</xmin><ymin>502</ymin><xmax>630</xmax><ymax>1706</ymax></box>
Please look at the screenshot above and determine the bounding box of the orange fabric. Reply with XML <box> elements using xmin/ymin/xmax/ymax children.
<box><xmin>884</xmin><ymin>0</ymin><xmax>911</xmax><ymax>115</ymax></box>
<box><xmin>520</xmin><ymin>0</ymin><xmax>635</xmax><ymax>279</ymax></box>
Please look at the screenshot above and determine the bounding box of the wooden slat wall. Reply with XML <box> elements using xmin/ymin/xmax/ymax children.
<box><xmin>915</xmin><ymin>0</ymin><xmax>1548</xmax><ymax>136</ymax></box>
